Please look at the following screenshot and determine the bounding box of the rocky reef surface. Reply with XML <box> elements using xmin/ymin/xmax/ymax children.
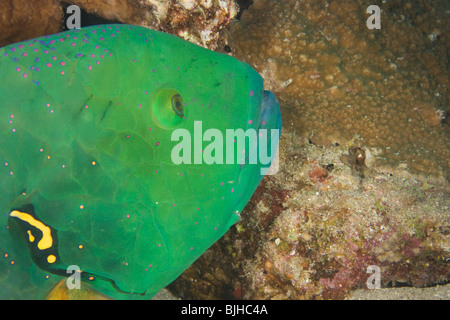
<box><xmin>0</xmin><ymin>0</ymin><xmax>238</xmax><ymax>49</ymax></box>
<box><xmin>0</xmin><ymin>0</ymin><xmax>63</xmax><ymax>47</ymax></box>
<box><xmin>224</xmin><ymin>0</ymin><xmax>449</xmax><ymax>180</ymax></box>
<box><xmin>168</xmin><ymin>133</ymin><xmax>449</xmax><ymax>299</ymax></box>
<box><xmin>65</xmin><ymin>0</ymin><xmax>238</xmax><ymax>49</ymax></box>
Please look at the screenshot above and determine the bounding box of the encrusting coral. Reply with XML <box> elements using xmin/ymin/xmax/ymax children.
<box><xmin>0</xmin><ymin>0</ymin><xmax>238</xmax><ymax>50</ymax></box>
<box><xmin>67</xmin><ymin>0</ymin><xmax>238</xmax><ymax>49</ymax></box>
<box><xmin>223</xmin><ymin>0</ymin><xmax>449</xmax><ymax>181</ymax></box>
<box><xmin>169</xmin><ymin>133</ymin><xmax>449</xmax><ymax>299</ymax></box>
<box><xmin>0</xmin><ymin>0</ymin><xmax>63</xmax><ymax>47</ymax></box>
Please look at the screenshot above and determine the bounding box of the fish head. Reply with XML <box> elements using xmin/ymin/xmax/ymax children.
<box><xmin>0</xmin><ymin>25</ymin><xmax>282</xmax><ymax>299</ymax></box>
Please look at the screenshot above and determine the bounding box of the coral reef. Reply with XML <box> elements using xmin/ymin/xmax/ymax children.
<box><xmin>223</xmin><ymin>0</ymin><xmax>449</xmax><ymax>180</ymax></box>
<box><xmin>0</xmin><ymin>0</ymin><xmax>238</xmax><ymax>49</ymax></box>
<box><xmin>64</xmin><ymin>0</ymin><xmax>238</xmax><ymax>49</ymax></box>
<box><xmin>168</xmin><ymin>133</ymin><xmax>449</xmax><ymax>299</ymax></box>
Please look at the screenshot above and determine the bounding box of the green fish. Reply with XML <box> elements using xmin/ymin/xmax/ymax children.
<box><xmin>0</xmin><ymin>24</ymin><xmax>281</xmax><ymax>299</ymax></box>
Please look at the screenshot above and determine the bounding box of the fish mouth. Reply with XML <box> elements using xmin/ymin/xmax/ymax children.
<box><xmin>239</xmin><ymin>90</ymin><xmax>282</xmax><ymax>168</ymax></box>
<box><xmin>233</xmin><ymin>90</ymin><xmax>281</xmax><ymax>213</ymax></box>
<box><xmin>258</xmin><ymin>90</ymin><xmax>282</xmax><ymax>132</ymax></box>
<box><xmin>241</xmin><ymin>90</ymin><xmax>281</xmax><ymax>172</ymax></box>
<box><xmin>255</xmin><ymin>90</ymin><xmax>281</xmax><ymax>176</ymax></box>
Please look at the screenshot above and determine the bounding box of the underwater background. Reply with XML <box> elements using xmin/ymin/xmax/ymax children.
<box><xmin>1</xmin><ymin>0</ymin><xmax>448</xmax><ymax>299</ymax></box>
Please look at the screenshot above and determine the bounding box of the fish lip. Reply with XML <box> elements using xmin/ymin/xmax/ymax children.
<box><xmin>258</xmin><ymin>90</ymin><xmax>282</xmax><ymax>131</ymax></box>
<box><xmin>233</xmin><ymin>89</ymin><xmax>281</xmax><ymax>211</ymax></box>
<box><xmin>239</xmin><ymin>89</ymin><xmax>281</xmax><ymax>170</ymax></box>
<box><xmin>257</xmin><ymin>90</ymin><xmax>281</xmax><ymax>174</ymax></box>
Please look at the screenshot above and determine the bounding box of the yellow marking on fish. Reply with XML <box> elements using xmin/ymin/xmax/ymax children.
<box><xmin>27</xmin><ymin>230</ymin><xmax>35</xmax><ymax>243</ymax></box>
<box><xmin>9</xmin><ymin>210</ymin><xmax>53</xmax><ymax>250</ymax></box>
<box><xmin>47</xmin><ymin>255</ymin><xmax>56</xmax><ymax>264</ymax></box>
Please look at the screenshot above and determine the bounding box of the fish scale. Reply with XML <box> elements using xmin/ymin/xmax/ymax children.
<box><xmin>0</xmin><ymin>24</ymin><xmax>281</xmax><ymax>299</ymax></box>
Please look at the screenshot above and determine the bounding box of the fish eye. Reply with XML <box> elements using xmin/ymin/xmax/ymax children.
<box><xmin>171</xmin><ymin>94</ymin><xmax>184</xmax><ymax>117</ymax></box>
<box><xmin>151</xmin><ymin>89</ymin><xmax>186</xmax><ymax>129</ymax></box>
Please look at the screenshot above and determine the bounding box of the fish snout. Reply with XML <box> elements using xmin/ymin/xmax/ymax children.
<box><xmin>259</xmin><ymin>90</ymin><xmax>282</xmax><ymax>131</ymax></box>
